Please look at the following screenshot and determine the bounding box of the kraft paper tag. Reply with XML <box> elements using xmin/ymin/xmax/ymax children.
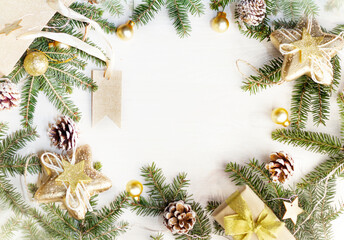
<box><xmin>0</xmin><ymin>0</ymin><xmax>74</xmax><ymax>77</ymax></box>
<box><xmin>91</xmin><ymin>70</ymin><xmax>122</xmax><ymax>127</ymax></box>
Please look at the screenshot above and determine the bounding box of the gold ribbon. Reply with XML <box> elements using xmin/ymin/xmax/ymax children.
<box><xmin>224</xmin><ymin>191</ymin><xmax>284</xmax><ymax>240</ymax></box>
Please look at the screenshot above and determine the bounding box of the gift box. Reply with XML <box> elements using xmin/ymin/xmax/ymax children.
<box><xmin>212</xmin><ymin>185</ymin><xmax>295</xmax><ymax>240</ymax></box>
<box><xmin>0</xmin><ymin>0</ymin><xmax>73</xmax><ymax>77</ymax></box>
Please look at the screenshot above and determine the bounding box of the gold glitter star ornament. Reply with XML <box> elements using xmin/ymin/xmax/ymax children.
<box><xmin>35</xmin><ymin>145</ymin><xmax>112</xmax><ymax>220</ymax></box>
<box><xmin>270</xmin><ymin>18</ymin><xmax>344</xmax><ymax>85</ymax></box>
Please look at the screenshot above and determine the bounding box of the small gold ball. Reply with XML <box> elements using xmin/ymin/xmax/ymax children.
<box><xmin>211</xmin><ymin>12</ymin><xmax>229</xmax><ymax>33</ymax></box>
<box><xmin>55</xmin><ymin>41</ymin><xmax>70</xmax><ymax>50</ymax></box>
<box><xmin>271</xmin><ymin>108</ymin><xmax>290</xmax><ymax>127</ymax></box>
<box><xmin>23</xmin><ymin>52</ymin><xmax>49</xmax><ymax>76</ymax></box>
<box><xmin>126</xmin><ymin>180</ymin><xmax>143</xmax><ymax>198</ymax></box>
<box><xmin>116</xmin><ymin>20</ymin><xmax>135</xmax><ymax>41</ymax></box>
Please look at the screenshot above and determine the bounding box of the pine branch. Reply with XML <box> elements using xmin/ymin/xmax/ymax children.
<box><xmin>0</xmin><ymin>216</ymin><xmax>21</xmax><ymax>240</ymax></box>
<box><xmin>100</xmin><ymin>0</ymin><xmax>124</xmax><ymax>17</ymax></box>
<box><xmin>141</xmin><ymin>163</ymin><xmax>169</xmax><ymax>203</ymax></box>
<box><xmin>206</xmin><ymin>201</ymin><xmax>225</xmax><ymax>236</ymax></box>
<box><xmin>83</xmin><ymin>192</ymin><xmax>129</xmax><ymax>236</ymax></box>
<box><xmin>209</xmin><ymin>0</ymin><xmax>232</xmax><ymax>11</ymax></box>
<box><xmin>166</xmin><ymin>0</ymin><xmax>192</xmax><ymax>38</ymax></box>
<box><xmin>20</xmin><ymin>76</ymin><xmax>40</xmax><ymax>128</ymax></box>
<box><xmin>290</xmin><ymin>76</ymin><xmax>312</xmax><ymax>129</ymax></box>
<box><xmin>21</xmin><ymin>219</ymin><xmax>51</xmax><ymax>240</ymax></box>
<box><xmin>338</xmin><ymin>93</ymin><xmax>344</xmax><ymax>141</ymax></box>
<box><xmin>41</xmin><ymin>73</ymin><xmax>81</xmax><ymax>122</ymax></box>
<box><xmin>0</xmin><ymin>127</ymin><xmax>37</xmax><ymax>160</ymax></box>
<box><xmin>129</xmin><ymin>196</ymin><xmax>165</xmax><ymax>217</ymax></box>
<box><xmin>185</xmin><ymin>0</ymin><xmax>205</xmax><ymax>16</ymax></box>
<box><xmin>225</xmin><ymin>162</ymin><xmax>268</xmax><ymax>202</ymax></box>
<box><xmin>150</xmin><ymin>233</ymin><xmax>164</xmax><ymax>240</ymax></box>
<box><xmin>132</xmin><ymin>0</ymin><xmax>164</xmax><ymax>25</ymax></box>
<box><xmin>5</xmin><ymin>62</ymin><xmax>27</xmax><ymax>84</ymax></box>
<box><xmin>0</xmin><ymin>155</ymin><xmax>40</xmax><ymax>176</ymax></box>
<box><xmin>298</xmin><ymin>154</ymin><xmax>344</xmax><ymax>188</ymax></box>
<box><xmin>271</xmin><ymin>128</ymin><xmax>344</xmax><ymax>155</ymax></box>
<box><xmin>90</xmin><ymin>222</ymin><xmax>129</xmax><ymax>240</ymax></box>
<box><xmin>310</xmin><ymin>83</ymin><xmax>330</xmax><ymax>126</ymax></box>
<box><xmin>241</xmin><ymin>58</ymin><xmax>283</xmax><ymax>94</ymax></box>
<box><xmin>167</xmin><ymin>172</ymin><xmax>191</xmax><ymax>201</ymax></box>
<box><xmin>0</xmin><ymin>123</ymin><xmax>8</xmax><ymax>140</ymax></box>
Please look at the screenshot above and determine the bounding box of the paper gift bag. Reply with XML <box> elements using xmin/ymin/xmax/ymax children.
<box><xmin>0</xmin><ymin>0</ymin><xmax>74</xmax><ymax>77</ymax></box>
<box><xmin>212</xmin><ymin>185</ymin><xmax>295</xmax><ymax>240</ymax></box>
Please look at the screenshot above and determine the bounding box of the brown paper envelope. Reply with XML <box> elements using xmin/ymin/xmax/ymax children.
<box><xmin>212</xmin><ymin>185</ymin><xmax>296</xmax><ymax>240</ymax></box>
<box><xmin>0</xmin><ymin>0</ymin><xmax>73</xmax><ymax>77</ymax></box>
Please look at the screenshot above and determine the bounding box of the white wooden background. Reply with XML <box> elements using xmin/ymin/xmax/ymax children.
<box><xmin>1</xmin><ymin>1</ymin><xmax>344</xmax><ymax>239</ymax></box>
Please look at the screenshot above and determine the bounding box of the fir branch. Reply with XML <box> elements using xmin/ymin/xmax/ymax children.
<box><xmin>185</xmin><ymin>0</ymin><xmax>205</xmax><ymax>16</ymax></box>
<box><xmin>0</xmin><ymin>127</ymin><xmax>37</xmax><ymax>160</ymax></box>
<box><xmin>129</xmin><ymin>196</ymin><xmax>165</xmax><ymax>217</ymax></box>
<box><xmin>290</xmin><ymin>76</ymin><xmax>312</xmax><ymax>129</ymax></box>
<box><xmin>0</xmin><ymin>123</ymin><xmax>8</xmax><ymax>140</ymax></box>
<box><xmin>41</xmin><ymin>73</ymin><xmax>80</xmax><ymax>122</ymax></box>
<box><xmin>167</xmin><ymin>172</ymin><xmax>191</xmax><ymax>201</ymax></box>
<box><xmin>141</xmin><ymin>163</ymin><xmax>169</xmax><ymax>203</ymax></box>
<box><xmin>209</xmin><ymin>0</ymin><xmax>232</xmax><ymax>11</ymax></box>
<box><xmin>0</xmin><ymin>216</ymin><xmax>21</xmax><ymax>240</ymax></box>
<box><xmin>0</xmin><ymin>155</ymin><xmax>40</xmax><ymax>176</ymax></box>
<box><xmin>150</xmin><ymin>233</ymin><xmax>164</xmax><ymax>240</ymax></box>
<box><xmin>310</xmin><ymin>83</ymin><xmax>330</xmax><ymax>126</ymax></box>
<box><xmin>271</xmin><ymin>128</ymin><xmax>344</xmax><ymax>155</ymax></box>
<box><xmin>338</xmin><ymin>93</ymin><xmax>344</xmax><ymax>141</ymax></box>
<box><xmin>90</xmin><ymin>222</ymin><xmax>129</xmax><ymax>240</ymax></box>
<box><xmin>21</xmin><ymin>219</ymin><xmax>50</xmax><ymax>240</ymax></box>
<box><xmin>83</xmin><ymin>192</ymin><xmax>129</xmax><ymax>236</ymax></box>
<box><xmin>166</xmin><ymin>0</ymin><xmax>192</xmax><ymax>38</ymax></box>
<box><xmin>241</xmin><ymin>58</ymin><xmax>283</xmax><ymax>94</ymax></box>
<box><xmin>132</xmin><ymin>0</ymin><xmax>164</xmax><ymax>25</ymax></box>
<box><xmin>225</xmin><ymin>162</ymin><xmax>268</xmax><ymax>202</ymax></box>
<box><xmin>100</xmin><ymin>0</ymin><xmax>124</xmax><ymax>17</ymax></box>
<box><xmin>6</xmin><ymin>63</ymin><xmax>27</xmax><ymax>84</ymax></box>
<box><xmin>20</xmin><ymin>76</ymin><xmax>40</xmax><ymax>128</ymax></box>
<box><xmin>298</xmin><ymin>154</ymin><xmax>344</xmax><ymax>188</ymax></box>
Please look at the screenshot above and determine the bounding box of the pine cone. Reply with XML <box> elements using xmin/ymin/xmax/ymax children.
<box><xmin>236</xmin><ymin>0</ymin><xmax>266</xmax><ymax>26</ymax></box>
<box><xmin>163</xmin><ymin>200</ymin><xmax>196</xmax><ymax>234</ymax></box>
<box><xmin>0</xmin><ymin>81</ymin><xmax>20</xmax><ymax>111</ymax></box>
<box><xmin>48</xmin><ymin>116</ymin><xmax>79</xmax><ymax>151</ymax></box>
<box><xmin>88</xmin><ymin>0</ymin><xmax>99</xmax><ymax>4</ymax></box>
<box><xmin>265</xmin><ymin>151</ymin><xmax>294</xmax><ymax>183</ymax></box>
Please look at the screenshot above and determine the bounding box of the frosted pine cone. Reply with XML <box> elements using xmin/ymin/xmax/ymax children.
<box><xmin>48</xmin><ymin>116</ymin><xmax>79</xmax><ymax>151</ymax></box>
<box><xmin>266</xmin><ymin>151</ymin><xmax>294</xmax><ymax>183</ymax></box>
<box><xmin>163</xmin><ymin>200</ymin><xmax>196</xmax><ymax>234</ymax></box>
<box><xmin>0</xmin><ymin>81</ymin><xmax>20</xmax><ymax>111</ymax></box>
<box><xmin>236</xmin><ymin>0</ymin><xmax>266</xmax><ymax>26</ymax></box>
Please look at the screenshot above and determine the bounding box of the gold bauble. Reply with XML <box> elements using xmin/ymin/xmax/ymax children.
<box><xmin>23</xmin><ymin>52</ymin><xmax>49</xmax><ymax>76</ymax></box>
<box><xmin>116</xmin><ymin>20</ymin><xmax>135</xmax><ymax>40</ymax></box>
<box><xmin>126</xmin><ymin>180</ymin><xmax>143</xmax><ymax>199</ymax></box>
<box><xmin>211</xmin><ymin>12</ymin><xmax>229</xmax><ymax>33</ymax></box>
<box><xmin>49</xmin><ymin>41</ymin><xmax>70</xmax><ymax>49</ymax></box>
<box><xmin>271</xmin><ymin>108</ymin><xmax>290</xmax><ymax>127</ymax></box>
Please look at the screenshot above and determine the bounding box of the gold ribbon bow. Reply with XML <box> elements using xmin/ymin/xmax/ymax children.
<box><xmin>224</xmin><ymin>191</ymin><xmax>284</xmax><ymax>240</ymax></box>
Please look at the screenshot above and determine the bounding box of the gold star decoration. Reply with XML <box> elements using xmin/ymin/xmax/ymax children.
<box><xmin>55</xmin><ymin>160</ymin><xmax>92</xmax><ymax>193</ymax></box>
<box><xmin>282</xmin><ymin>197</ymin><xmax>304</xmax><ymax>225</ymax></box>
<box><xmin>270</xmin><ymin>18</ymin><xmax>344</xmax><ymax>85</ymax></box>
<box><xmin>0</xmin><ymin>19</ymin><xmax>22</xmax><ymax>36</ymax></box>
<box><xmin>35</xmin><ymin>145</ymin><xmax>112</xmax><ymax>220</ymax></box>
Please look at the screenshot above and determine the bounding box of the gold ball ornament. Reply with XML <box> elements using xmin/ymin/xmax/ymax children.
<box><xmin>271</xmin><ymin>108</ymin><xmax>290</xmax><ymax>127</ymax></box>
<box><xmin>126</xmin><ymin>180</ymin><xmax>143</xmax><ymax>199</ymax></box>
<box><xmin>116</xmin><ymin>20</ymin><xmax>135</xmax><ymax>41</ymax></box>
<box><xmin>49</xmin><ymin>41</ymin><xmax>70</xmax><ymax>49</ymax></box>
<box><xmin>211</xmin><ymin>12</ymin><xmax>229</xmax><ymax>33</ymax></box>
<box><xmin>23</xmin><ymin>52</ymin><xmax>49</xmax><ymax>76</ymax></box>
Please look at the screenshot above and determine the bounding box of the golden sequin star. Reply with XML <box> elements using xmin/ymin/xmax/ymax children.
<box><xmin>282</xmin><ymin>197</ymin><xmax>304</xmax><ymax>225</ymax></box>
<box><xmin>270</xmin><ymin>18</ymin><xmax>344</xmax><ymax>85</ymax></box>
<box><xmin>0</xmin><ymin>19</ymin><xmax>22</xmax><ymax>36</ymax></box>
<box><xmin>55</xmin><ymin>160</ymin><xmax>92</xmax><ymax>193</ymax></box>
<box><xmin>35</xmin><ymin>145</ymin><xmax>112</xmax><ymax>220</ymax></box>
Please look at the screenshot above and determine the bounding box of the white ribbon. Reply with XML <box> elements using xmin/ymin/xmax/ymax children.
<box><xmin>18</xmin><ymin>0</ymin><xmax>115</xmax><ymax>79</ymax></box>
<box><xmin>41</xmin><ymin>151</ymin><xmax>93</xmax><ymax>212</ymax></box>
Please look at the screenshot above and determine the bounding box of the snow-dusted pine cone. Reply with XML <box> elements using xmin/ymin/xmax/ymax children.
<box><xmin>265</xmin><ymin>151</ymin><xmax>294</xmax><ymax>183</ymax></box>
<box><xmin>163</xmin><ymin>200</ymin><xmax>196</xmax><ymax>234</ymax></box>
<box><xmin>0</xmin><ymin>81</ymin><xmax>20</xmax><ymax>111</ymax></box>
<box><xmin>48</xmin><ymin>116</ymin><xmax>79</xmax><ymax>151</ymax></box>
<box><xmin>236</xmin><ymin>0</ymin><xmax>266</xmax><ymax>26</ymax></box>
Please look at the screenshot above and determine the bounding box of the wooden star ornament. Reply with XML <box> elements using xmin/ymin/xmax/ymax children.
<box><xmin>0</xmin><ymin>19</ymin><xmax>22</xmax><ymax>36</ymax></box>
<box><xmin>35</xmin><ymin>145</ymin><xmax>112</xmax><ymax>220</ymax></box>
<box><xmin>270</xmin><ymin>18</ymin><xmax>344</xmax><ymax>85</ymax></box>
<box><xmin>282</xmin><ymin>197</ymin><xmax>304</xmax><ymax>225</ymax></box>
